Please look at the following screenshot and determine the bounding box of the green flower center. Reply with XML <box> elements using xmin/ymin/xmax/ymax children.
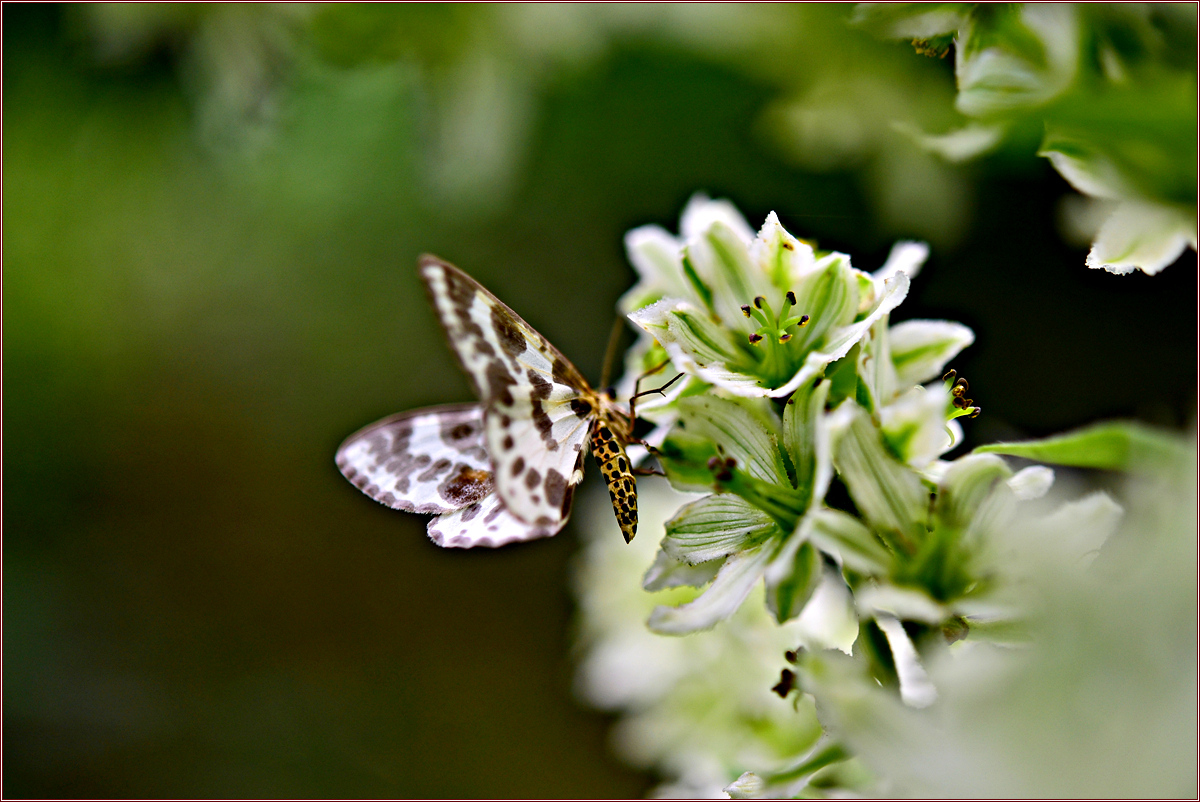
<box><xmin>739</xmin><ymin>292</ymin><xmax>811</xmax><ymax>388</ymax></box>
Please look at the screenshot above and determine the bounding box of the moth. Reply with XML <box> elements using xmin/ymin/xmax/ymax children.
<box><xmin>336</xmin><ymin>255</ymin><xmax>641</xmax><ymax>548</ymax></box>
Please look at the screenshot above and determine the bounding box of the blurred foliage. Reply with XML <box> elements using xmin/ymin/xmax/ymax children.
<box><xmin>3</xmin><ymin>3</ymin><xmax>1195</xmax><ymax>798</ymax></box>
<box><xmin>854</xmin><ymin>3</ymin><xmax>1197</xmax><ymax>273</ymax></box>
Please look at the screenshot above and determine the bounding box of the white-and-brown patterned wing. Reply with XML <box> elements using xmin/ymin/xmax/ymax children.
<box><xmin>421</xmin><ymin>256</ymin><xmax>597</xmax><ymax>527</ymax></box>
<box><xmin>428</xmin><ymin>489</ymin><xmax>562</xmax><ymax>548</ymax></box>
<box><xmin>336</xmin><ymin>404</ymin><xmax>494</xmax><ymax>513</ymax></box>
<box><xmin>336</xmin><ymin>403</ymin><xmax>564</xmax><ymax>547</ymax></box>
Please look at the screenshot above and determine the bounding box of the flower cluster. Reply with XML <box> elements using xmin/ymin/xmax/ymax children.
<box><xmin>572</xmin><ymin>195</ymin><xmax>1193</xmax><ymax>796</ymax></box>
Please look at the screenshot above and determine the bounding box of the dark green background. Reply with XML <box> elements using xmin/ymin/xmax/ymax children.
<box><xmin>4</xmin><ymin>5</ymin><xmax>1195</xmax><ymax>798</ymax></box>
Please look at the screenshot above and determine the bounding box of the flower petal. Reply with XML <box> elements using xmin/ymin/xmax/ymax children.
<box><xmin>955</xmin><ymin>4</ymin><xmax>1079</xmax><ymax>117</ymax></box>
<box><xmin>1085</xmin><ymin>200</ymin><xmax>1196</xmax><ymax>275</ymax></box>
<box><xmin>855</xmin><ymin>584</ymin><xmax>946</xmax><ymax>624</ymax></box>
<box><xmin>764</xmin><ymin>515</ymin><xmax>822</xmax><ymax>623</ymax></box>
<box><xmin>1007</xmin><ymin>465</ymin><xmax>1055</xmax><ymax>501</ymax></box>
<box><xmin>876</xmin><ymin>614</ymin><xmax>937</xmax><ymax>708</ymax></box>
<box><xmin>724</xmin><ymin>772</ymin><xmax>766</xmax><ymax>800</ymax></box>
<box><xmin>619</xmin><ymin>225</ymin><xmax>690</xmax><ymax>313</ymax></box>
<box><xmin>680</xmin><ymin>192</ymin><xmax>755</xmax><ymax>243</ymax></box>
<box><xmin>937</xmin><ymin>453</ymin><xmax>1012</xmax><ymax>530</ymax></box>
<box><xmin>807</xmin><ymin>507</ymin><xmax>893</xmax><ymax>576</ymax></box>
<box><xmin>880</xmin><ymin>384</ymin><xmax>957</xmax><ymax>469</ymax></box>
<box><xmin>647</xmin><ymin>542</ymin><xmax>774</xmax><ymax>634</ymax></box>
<box><xmin>791</xmin><ymin>253</ymin><xmax>859</xmax><ymax>353</ymax></box>
<box><xmin>688</xmin><ymin>220</ymin><xmax>775</xmax><ymax>329</ymax></box>
<box><xmin>751</xmin><ymin>210</ymin><xmax>819</xmax><ymax>288</ymax></box>
<box><xmin>663</xmin><ymin>494</ymin><xmax>781</xmax><ymax>565</ymax></box>
<box><xmin>676</xmin><ymin>395</ymin><xmax>790</xmax><ymax>486</ymax></box>
<box><xmin>1035</xmin><ymin>491</ymin><xmax>1123</xmax><ymax>569</ymax></box>
<box><xmin>642</xmin><ymin>548</ymin><xmax>723</xmax><ymax>591</ymax></box>
<box><xmin>794</xmin><ymin>568</ymin><xmax>860</xmax><ymax>654</ymax></box>
<box><xmin>783</xmin><ymin>375</ymin><xmax>833</xmax><ymax>507</ymax></box>
<box><xmin>828</xmin><ymin>400</ymin><xmax>928</xmax><ymax>547</ymax></box>
<box><xmin>887</xmin><ymin>320</ymin><xmax>975</xmax><ymax>387</ymax></box>
<box><xmin>873</xmin><ymin>240</ymin><xmax>929</xmax><ymax>283</ymax></box>
<box><xmin>628</xmin><ymin>298</ymin><xmax>765</xmax><ymax>395</ymax></box>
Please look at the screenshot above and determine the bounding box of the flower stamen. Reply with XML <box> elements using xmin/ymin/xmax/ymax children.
<box><xmin>944</xmin><ymin>369</ymin><xmax>980</xmax><ymax>419</ymax></box>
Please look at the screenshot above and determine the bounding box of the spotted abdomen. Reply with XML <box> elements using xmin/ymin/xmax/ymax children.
<box><xmin>591</xmin><ymin>422</ymin><xmax>637</xmax><ymax>543</ymax></box>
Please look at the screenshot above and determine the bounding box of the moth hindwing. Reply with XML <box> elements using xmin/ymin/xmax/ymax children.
<box><xmin>337</xmin><ymin>255</ymin><xmax>639</xmax><ymax>547</ymax></box>
<box><xmin>335</xmin><ymin>404</ymin><xmax>562</xmax><ymax>547</ymax></box>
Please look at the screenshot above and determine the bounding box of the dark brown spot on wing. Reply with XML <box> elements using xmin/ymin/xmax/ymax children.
<box><xmin>570</xmin><ymin>398</ymin><xmax>593</xmax><ymax>418</ymax></box>
<box><xmin>525</xmin><ymin>468</ymin><xmax>541</xmax><ymax>490</ymax></box>
<box><xmin>439</xmin><ymin>465</ymin><xmax>494</xmax><ymax>506</ymax></box>
<box><xmin>527</xmin><ymin>369</ymin><xmax>558</xmax><ymax>451</ymax></box>
<box><xmin>417</xmin><ymin>458</ymin><xmax>453</xmax><ymax>483</ymax></box>
<box><xmin>486</xmin><ymin>360</ymin><xmax>516</xmax><ymax>407</ymax></box>
<box><xmin>544</xmin><ymin>469</ymin><xmax>567</xmax><ymax>509</ymax></box>
<box><xmin>448</xmin><ymin>422</ymin><xmax>475</xmax><ymax>442</ymax></box>
<box><xmin>511</xmin><ymin>456</ymin><xmax>525</xmax><ymax>477</ymax></box>
<box><xmin>492</xmin><ymin>303</ymin><xmax>527</xmax><ymax>358</ymax></box>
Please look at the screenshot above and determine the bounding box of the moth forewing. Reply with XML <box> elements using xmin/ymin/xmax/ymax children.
<box><xmin>420</xmin><ymin>256</ymin><xmax>600</xmax><ymax>530</ymax></box>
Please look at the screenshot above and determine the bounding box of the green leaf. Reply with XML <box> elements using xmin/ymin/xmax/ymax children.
<box><xmin>974</xmin><ymin>421</ymin><xmax>1192</xmax><ymax>474</ymax></box>
<box><xmin>663</xmin><ymin>494</ymin><xmax>781</xmax><ymax>565</ymax></box>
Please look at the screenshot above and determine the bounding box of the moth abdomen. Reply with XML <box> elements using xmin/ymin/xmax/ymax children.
<box><xmin>590</xmin><ymin>422</ymin><xmax>637</xmax><ymax>543</ymax></box>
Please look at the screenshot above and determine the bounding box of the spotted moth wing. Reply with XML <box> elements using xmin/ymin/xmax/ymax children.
<box><xmin>420</xmin><ymin>256</ymin><xmax>598</xmax><ymax>528</ymax></box>
<box><xmin>335</xmin><ymin>403</ymin><xmax>563</xmax><ymax>547</ymax></box>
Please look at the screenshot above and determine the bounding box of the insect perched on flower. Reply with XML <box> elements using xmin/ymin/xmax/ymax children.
<box><xmin>337</xmin><ymin>256</ymin><xmax>648</xmax><ymax>548</ymax></box>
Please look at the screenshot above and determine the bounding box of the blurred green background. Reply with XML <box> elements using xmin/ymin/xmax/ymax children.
<box><xmin>4</xmin><ymin>4</ymin><xmax>1195</xmax><ymax>798</ymax></box>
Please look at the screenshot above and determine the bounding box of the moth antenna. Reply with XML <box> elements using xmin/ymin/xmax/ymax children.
<box><xmin>599</xmin><ymin>317</ymin><xmax>626</xmax><ymax>391</ymax></box>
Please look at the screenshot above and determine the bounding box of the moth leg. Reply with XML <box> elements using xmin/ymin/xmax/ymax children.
<box><xmin>629</xmin><ymin>363</ymin><xmax>683</xmax><ymax>427</ymax></box>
